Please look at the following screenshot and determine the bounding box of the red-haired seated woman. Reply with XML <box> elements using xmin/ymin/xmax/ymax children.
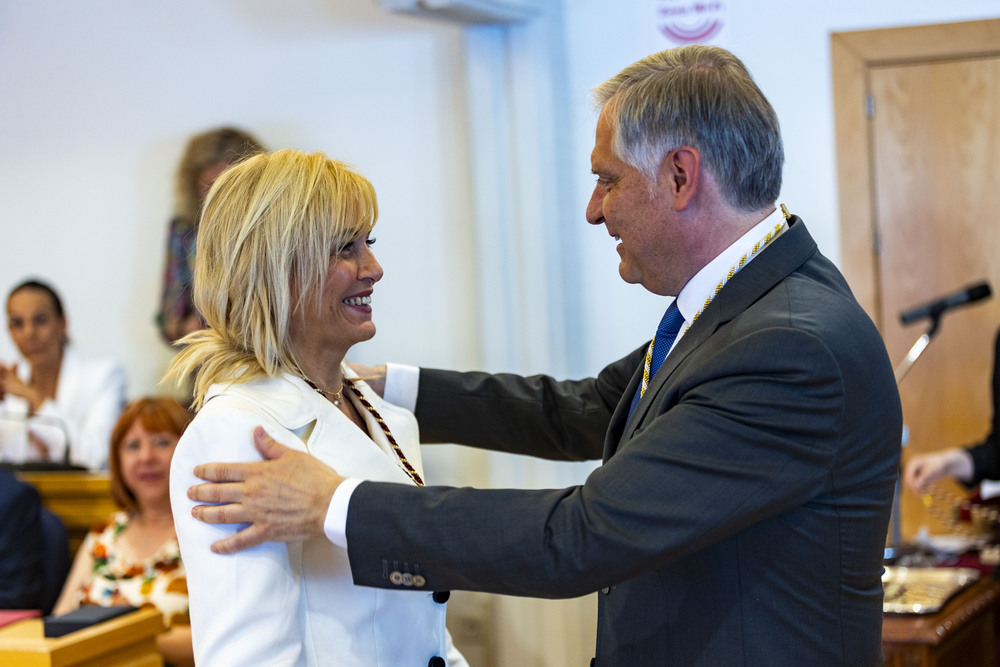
<box><xmin>53</xmin><ymin>397</ymin><xmax>194</xmax><ymax>667</ymax></box>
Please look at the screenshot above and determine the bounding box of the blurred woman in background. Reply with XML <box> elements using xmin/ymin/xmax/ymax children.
<box><xmin>53</xmin><ymin>396</ymin><xmax>193</xmax><ymax>667</ymax></box>
<box><xmin>0</xmin><ymin>279</ymin><xmax>126</xmax><ymax>469</ymax></box>
<box><xmin>157</xmin><ymin>126</ymin><xmax>265</xmax><ymax>345</ymax></box>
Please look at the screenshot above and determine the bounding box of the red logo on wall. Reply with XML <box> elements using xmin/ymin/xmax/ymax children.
<box><xmin>657</xmin><ymin>1</ymin><xmax>725</xmax><ymax>44</ymax></box>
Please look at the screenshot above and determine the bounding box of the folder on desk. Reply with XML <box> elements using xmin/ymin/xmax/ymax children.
<box><xmin>43</xmin><ymin>605</ymin><xmax>136</xmax><ymax>638</ymax></box>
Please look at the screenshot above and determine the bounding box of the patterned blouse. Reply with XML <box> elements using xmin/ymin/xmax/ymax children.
<box><xmin>155</xmin><ymin>215</ymin><xmax>201</xmax><ymax>344</ymax></box>
<box><xmin>71</xmin><ymin>512</ymin><xmax>189</xmax><ymax>627</ymax></box>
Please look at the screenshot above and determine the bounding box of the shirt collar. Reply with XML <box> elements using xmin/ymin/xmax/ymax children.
<box><xmin>675</xmin><ymin>206</ymin><xmax>787</xmax><ymax>324</ymax></box>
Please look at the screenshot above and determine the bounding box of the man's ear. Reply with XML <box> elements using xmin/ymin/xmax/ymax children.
<box><xmin>659</xmin><ymin>146</ymin><xmax>701</xmax><ymax>210</ymax></box>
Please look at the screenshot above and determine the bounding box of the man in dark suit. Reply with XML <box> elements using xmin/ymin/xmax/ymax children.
<box><xmin>0</xmin><ymin>470</ymin><xmax>44</xmax><ymax>609</ymax></box>
<box><xmin>188</xmin><ymin>45</ymin><xmax>901</xmax><ymax>665</ymax></box>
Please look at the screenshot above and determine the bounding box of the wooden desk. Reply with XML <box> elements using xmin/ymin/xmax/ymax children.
<box><xmin>16</xmin><ymin>472</ymin><xmax>117</xmax><ymax>554</ymax></box>
<box><xmin>0</xmin><ymin>608</ymin><xmax>163</xmax><ymax>666</ymax></box>
<box><xmin>882</xmin><ymin>576</ymin><xmax>1000</xmax><ymax>666</ymax></box>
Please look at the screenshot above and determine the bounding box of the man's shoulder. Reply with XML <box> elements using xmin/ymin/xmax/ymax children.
<box><xmin>0</xmin><ymin>472</ymin><xmax>41</xmax><ymax>515</ymax></box>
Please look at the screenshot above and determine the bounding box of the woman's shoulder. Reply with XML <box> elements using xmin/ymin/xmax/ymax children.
<box><xmin>88</xmin><ymin>511</ymin><xmax>128</xmax><ymax>538</ymax></box>
<box><xmin>177</xmin><ymin>374</ymin><xmax>310</xmax><ymax>461</ymax></box>
<box><xmin>200</xmin><ymin>373</ymin><xmax>320</xmax><ymax>427</ymax></box>
<box><xmin>61</xmin><ymin>347</ymin><xmax>127</xmax><ymax>385</ymax></box>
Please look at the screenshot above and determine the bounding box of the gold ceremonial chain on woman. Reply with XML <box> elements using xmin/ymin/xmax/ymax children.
<box><xmin>343</xmin><ymin>378</ymin><xmax>424</xmax><ymax>486</ymax></box>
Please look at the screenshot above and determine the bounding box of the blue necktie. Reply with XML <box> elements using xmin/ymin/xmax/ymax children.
<box><xmin>627</xmin><ymin>301</ymin><xmax>685</xmax><ymax>420</ymax></box>
<box><xmin>648</xmin><ymin>301</ymin><xmax>685</xmax><ymax>380</ymax></box>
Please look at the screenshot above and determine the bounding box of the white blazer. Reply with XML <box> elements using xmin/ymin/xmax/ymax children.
<box><xmin>0</xmin><ymin>347</ymin><xmax>126</xmax><ymax>469</ymax></box>
<box><xmin>170</xmin><ymin>366</ymin><xmax>468</xmax><ymax>667</ymax></box>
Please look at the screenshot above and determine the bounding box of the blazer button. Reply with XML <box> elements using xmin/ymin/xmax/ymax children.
<box><xmin>389</xmin><ymin>571</ymin><xmax>403</xmax><ymax>585</ymax></box>
<box><xmin>433</xmin><ymin>591</ymin><xmax>450</xmax><ymax>604</ymax></box>
<box><xmin>428</xmin><ymin>657</ymin><xmax>446</xmax><ymax>667</ymax></box>
<box><xmin>413</xmin><ymin>575</ymin><xmax>426</xmax><ymax>587</ymax></box>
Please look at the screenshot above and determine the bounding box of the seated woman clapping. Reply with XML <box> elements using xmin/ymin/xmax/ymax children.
<box><xmin>1</xmin><ymin>279</ymin><xmax>126</xmax><ymax>469</ymax></box>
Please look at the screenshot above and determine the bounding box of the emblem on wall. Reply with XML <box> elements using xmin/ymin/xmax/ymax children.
<box><xmin>656</xmin><ymin>0</ymin><xmax>726</xmax><ymax>45</ymax></box>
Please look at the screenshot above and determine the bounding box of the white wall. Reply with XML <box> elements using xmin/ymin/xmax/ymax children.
<box><xmin>2</xmin><ymin>1</ymin><xmax>998</xmax><ymax>665</ymax></box>
<box><xmin>0</xmin><ymin>0</ymin><xmax>477</xmax><ymax>393</ymax></box>
<box><xmin>4</xmin><ymin>0</ymin><xmax>996</xmax><ymax>398</ymax></box>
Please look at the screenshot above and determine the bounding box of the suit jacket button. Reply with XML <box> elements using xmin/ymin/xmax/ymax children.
<box><xmin>413</xmin><ymin>575</ymin><xmax>426</xmax><ymax>587</ymax></box>
<box><xmin>389</xmin><ymin>571</ymin><xmax>403</xmax><ymax>585</ymax></box>
<box><xmin>433</xmin><ymin>591</ymin><xmax>450</xmax><ymax>604</ymax></box>
<box><xmin>428</xmin><ymin>657</ymin><xmax>446</xmax><ymax>667</ymax></box>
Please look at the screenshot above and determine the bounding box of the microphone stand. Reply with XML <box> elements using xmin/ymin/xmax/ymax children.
<box><xmin>893</xmin><ymin>316</ymin><xmax>942</xmax><ymax>385</ymax></box>
<box><xmin>885</xmin><ymin>314</ymin><xmax>943</xmax><ymax>560</ymax></box>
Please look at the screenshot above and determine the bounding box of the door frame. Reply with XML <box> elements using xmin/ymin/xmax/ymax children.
<box><xmin>831</xmin><ymin>18</ymin><xmax>1000</xmax><ymax>326</ymax></box>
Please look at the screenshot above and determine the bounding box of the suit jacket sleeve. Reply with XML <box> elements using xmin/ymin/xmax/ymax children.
<box><xmin>966</xmin><ymin>328</ymin><xmax>1000</xmax><ymax>485</ymax></box>
<box><xmin>346</xmin><ymin>324</ymin><xmax>853</xmax><ymax>598</ymax></box>
<box><xmin>413</xmin><ymin>346</ymin><xmax>645</xmax><ymax>461</ymax></box>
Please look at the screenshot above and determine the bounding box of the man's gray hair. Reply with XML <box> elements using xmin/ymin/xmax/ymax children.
<box><xmin>592</xmin><ymin>45</ymin><xmax>783</xmax><ymax>211</ymax></box>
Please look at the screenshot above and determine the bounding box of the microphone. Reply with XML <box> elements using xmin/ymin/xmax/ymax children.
<box><xmin>899</xmin><ymin>282</ymin><xmax>992</xmax><ymax>325</ymax></box>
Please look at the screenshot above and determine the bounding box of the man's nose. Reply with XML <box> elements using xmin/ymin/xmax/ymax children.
<box><xmin>585</xmin><ymin>189</ymin><xmax>604</xmax><ymax>226</ymax></box>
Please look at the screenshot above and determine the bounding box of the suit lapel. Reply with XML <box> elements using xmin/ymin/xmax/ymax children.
<box><xmin>609</xmin><ymin>217</ymin><xmax>818</xmax><ymax>453</ymax></box>
<box><xmin>604</xmin><ymin>350</ymin><xmax>646</xmax><ymax>461</ymax></box>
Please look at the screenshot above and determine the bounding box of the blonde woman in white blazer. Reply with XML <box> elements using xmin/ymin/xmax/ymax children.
<box><xmin>167</xmin><ymin>149</ymin><xmax>467</xmax><ymax>667</ymax></box>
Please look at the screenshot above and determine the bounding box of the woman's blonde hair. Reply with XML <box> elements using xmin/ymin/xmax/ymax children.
<box><xmin>165</xmin><ymin>149</ymin><xmax>378</xmax><ymax>409</ymax></box>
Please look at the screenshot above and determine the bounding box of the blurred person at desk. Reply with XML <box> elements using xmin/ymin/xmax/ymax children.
<box><xmin>167</xmin><ymin>149</ymin><xmax>467</xmax><ymax>666</ymax></box>
<box><xmin>53</xmin><ymin>397</ymin><xmax>193</xmax><ymax>667</ymax></box>
<box><xmin>157</xmin><ymin>126</ymin><xmax>264</xmax><ymax>345</ymax></box>
<box><xmin>0</xmin><ymin>470</ymin><xmax>44</xmax><ymax>610</ymax></box>
<box><xmin>0</xmin><ymin>279</ymin><xmax>126</xmax><ymax>469</ymax></box>
<box><xmin>905</xmin><ymin>328</ymin><xmax>1000</xmax><ymax>493</ymax></box>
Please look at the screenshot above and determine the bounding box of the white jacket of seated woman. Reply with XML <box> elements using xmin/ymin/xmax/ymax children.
<box><xmin>0</xmin><ymin>346</ymin><xmax>126</xmax><ymax>470</ymax></box>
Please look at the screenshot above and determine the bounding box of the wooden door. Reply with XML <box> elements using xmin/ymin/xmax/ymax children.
<box><xmin>832</xmin><ymin>19</ymin><xmax>1000</xmax><ymax>538</ymax></box>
